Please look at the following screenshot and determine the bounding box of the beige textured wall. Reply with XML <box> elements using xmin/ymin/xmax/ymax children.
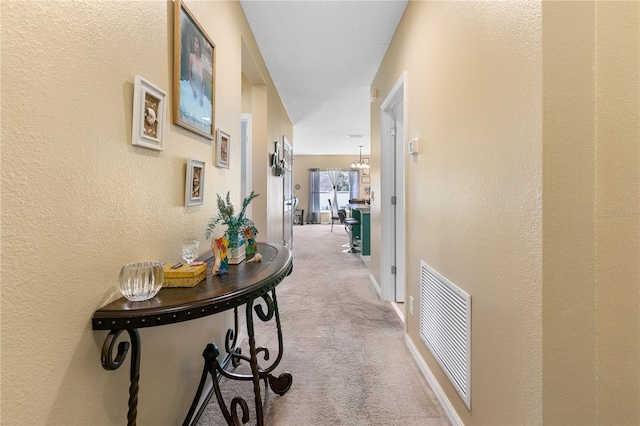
<box><xmin>593</xmin><ymin>2</ymin><xmax>639</xmax><ymax>423</ymax></box>
<box><xmin>373</xmin><ymin>1</ymin><xmax>543</xmax><ymax>423</ymax></box>
<box><xmin>542</xmin><ymin>2</ymin><xmax>597</xmax><ymax>422</ymax></box>
<box><xmin>0</xmin><ymin>1</ymin><xmax>290</xmax><ymax>424</ymax></box>
<box><xmin>542</xmin><ymin>2</ymin><xmax>639</xmax><ymax>424</ymax></box>
<box><xmin>374</xmin><ymin>1</ymin><xmax>639</xmax><ymax>424</ymax></box>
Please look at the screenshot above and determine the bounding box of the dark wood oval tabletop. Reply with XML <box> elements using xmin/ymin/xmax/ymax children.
<box><xmin>92</xmin><ymin>242</ymin><xmax>293</xmax><ymax>331</ymax></box>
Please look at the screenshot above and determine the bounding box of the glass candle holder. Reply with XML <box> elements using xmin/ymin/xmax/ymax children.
<box><xmin>119</xmin><ymin>261</ymin><xmax>164</xmax><ymax>302</ymax></box>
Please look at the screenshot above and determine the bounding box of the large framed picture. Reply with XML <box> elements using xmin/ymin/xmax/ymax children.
<box><xmin>185</xmin><ymin>158</ymin><xmax>205</xmax><ymax>207</ymax></box>
<box><xmin>215</xmin><ymin>129</ymin><xmax>230</xmax><ymax>168</ymax></box>
<box><xmin>173</xmin><ymin>0</ymin><xmax>215</xmax><ymax>140</ymax></box>
<box><xmin>132</xmin><ymin>75</ymin><xmax>167</xmax><ymax>151</ymax></box>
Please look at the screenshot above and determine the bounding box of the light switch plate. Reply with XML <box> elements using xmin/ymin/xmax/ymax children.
<box><xmin>408</xmin><ymin>138</ymin><xmax>419</xmax><ymax>156</ymax></box>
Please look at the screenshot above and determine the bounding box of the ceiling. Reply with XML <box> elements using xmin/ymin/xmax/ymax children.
<box><xmin>240</xmin><ymin>0</ymin><xmax>408</xmax><ymax>156</ymax></box>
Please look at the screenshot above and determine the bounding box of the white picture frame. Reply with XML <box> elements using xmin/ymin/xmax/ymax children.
<box><xmin>132</xmin><ymin>75</ymin><xmax>167</xmax><ymax>151</ymax></box>
<box><xmin>215</xmin><ymin>129</ymin><xmax>230</xmax><ymax>168</ymax></box>
<box><xmin>185</xmin><ymin>158</ymin><xmax>205</xmax><ymax>206</ymax></box>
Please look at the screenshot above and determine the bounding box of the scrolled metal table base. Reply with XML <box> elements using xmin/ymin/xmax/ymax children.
<box><xmin>186</xmin><ymin>288</ymin><xmax>292</xmax><ymax>426</ymax></box>
<box><xmin>100</xmin><ymin>329</ymin><xmax>141</xmax><ymax>426</ymax></box>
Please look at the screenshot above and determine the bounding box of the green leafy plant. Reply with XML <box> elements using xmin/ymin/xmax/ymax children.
<box><xmin>205</xmin><ymin>191</ymin><xmax>259</xmax><ymax>240</ymax></box>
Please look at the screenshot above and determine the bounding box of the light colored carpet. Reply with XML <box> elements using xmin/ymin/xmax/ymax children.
<box><xmin>197</xmin><ymin>224</ymin><xmax>450</xmax><ymax>425</ymax></box>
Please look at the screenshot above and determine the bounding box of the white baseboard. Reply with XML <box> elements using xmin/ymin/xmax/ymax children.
<box><xmin>405</xmin><ymin>334</ymin><xmax>464</xmax><ymax>426</ymax></box>
<box><xmin>390</xmin><ymin>301</ymin><xmax>405</xmax><ymax>323</ymax></box>
<box><xmin>369</xmin><ymin>273</ymin><xmax>381</xmax><ymax>297</ymax></box>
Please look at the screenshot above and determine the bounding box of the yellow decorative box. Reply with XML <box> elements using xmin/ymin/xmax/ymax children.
<box><xmin>163</xmin><ymin>263</ymin><xmax>207</xmax><ymax>288</ymax></box>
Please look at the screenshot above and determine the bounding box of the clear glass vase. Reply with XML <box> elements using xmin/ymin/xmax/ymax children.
<box><xmin>119</xmin><ymin>261</ymin><xmax>164</xmax><ymax>301</ymax></box>
<box><xmin>224</xmin><ymin>228</ymin><xmax>246</xmax><ymax>264</ymax></box>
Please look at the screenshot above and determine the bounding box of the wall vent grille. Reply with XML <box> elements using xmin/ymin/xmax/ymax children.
<box><xmin>419</xmin><ymin>261</ymin><xmax>471</xmax><ymax>409</ymax></box>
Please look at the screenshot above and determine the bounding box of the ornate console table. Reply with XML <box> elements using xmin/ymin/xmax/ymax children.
<box><xmin>92</xmin><ymin>242</ymin><xmax>293</xmax><ymax>426</ymax></box>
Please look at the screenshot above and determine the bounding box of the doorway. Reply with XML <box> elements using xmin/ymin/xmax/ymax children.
<box><xmin>282</xmin><ymin>138</ymin><xmax>294</xmax><ymax>249</ymax></box>
<box><xmin>380</xmin><ymin>73</ymin><xmax>406</xmax><ymax>312</ymax></box>
<box><xmin>241</xmin><ymin>114</ymin><xmax>253</xmax><ymax>219</ymax></box>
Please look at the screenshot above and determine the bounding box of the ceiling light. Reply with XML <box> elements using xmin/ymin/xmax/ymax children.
<box><xmin>347</xmin><ymin>134</ymin><xmax>363</xmax><ymax>139</ymax></box>
<box><xmin>351</xmin><ymin>145</ymin><xmax>370</xmax><ymax>169</ymax></box>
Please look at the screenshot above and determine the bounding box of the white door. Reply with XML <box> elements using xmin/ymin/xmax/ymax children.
<box><xmin>380</xmin><ymin>73</ymin><xmax>406</xmax><ymax>304</ymax></box>
<box><xmin>282</xmin><ymin>138</ymin><xmax>294</xmax><ymax>249</ymax></box>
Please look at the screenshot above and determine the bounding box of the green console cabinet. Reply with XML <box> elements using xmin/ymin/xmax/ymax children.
<box><xmin>350</xmin><ymin>206</ymin><xmax>370</xmax><ymax>257</ymax></box>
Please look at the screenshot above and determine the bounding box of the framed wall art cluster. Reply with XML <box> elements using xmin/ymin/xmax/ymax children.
<box><xmin>130</xmin><ymin>1</ymin><xmax>233</xmax><ymax>211</ymax></box>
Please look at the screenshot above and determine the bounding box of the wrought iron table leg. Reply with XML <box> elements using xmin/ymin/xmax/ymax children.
<box><xmin>245</xmin><ymin>298</ymin><xmax>265</xmax><ymax>425</ymax></box>
<box><xmin>101</xmin><ymin>328</ymin><xmax>141</xmax><ymax>426</ymax></box>
<box><xmin>184</xmin><ymin>307</ymin><xmax>245</xmax><ymax>426</ymax></box>
<box><xmin>185</xmin><ymin>292</ymin><xmax>293</xmax><ymax>425</ymax></box>
<box><xmin>262</xmin><ymin>290</ymin><xmax>292</xmax><ymax>395</ymax></box>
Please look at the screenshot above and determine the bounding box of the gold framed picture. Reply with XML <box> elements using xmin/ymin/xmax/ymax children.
<box><xmin>173</xmin><ymin>0</ymin><xmax>215</xmax><ymax>140</ymax></box>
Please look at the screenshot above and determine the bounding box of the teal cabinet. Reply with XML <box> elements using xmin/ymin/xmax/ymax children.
<box><xmin>351</xmin><ymin>207</ymin><xmax>370</xmax><ymax>257</ymax></box>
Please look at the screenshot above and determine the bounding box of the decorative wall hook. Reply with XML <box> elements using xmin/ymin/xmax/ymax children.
<box><xmin>270</xmin><ymin>141</ymin><xmax>284</xmax><ymax>176</ymax></box>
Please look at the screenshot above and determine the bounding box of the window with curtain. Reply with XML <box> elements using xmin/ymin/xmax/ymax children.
<box><xmin>308</xmin><ymin>169</ymin><xmax>358</xmax><ymax>224</ymax></box>
<box><xmin>319</xmin><ymin>169</ymin><xmax>351</xmax><ymax>211</ymax></box>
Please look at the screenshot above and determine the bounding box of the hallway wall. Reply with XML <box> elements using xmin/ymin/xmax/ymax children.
<box><xmin>1</xmin><ymin>1</ymin><xmax>291</xmax><ymax>424</ymax></box>
<box><xmin>373</xmin><ymin>1</ymin><xmax>544</xmax><ymax>424</ymax></box>
<box><xmin>372</xmin><ymin>1</ymin><xmax>639</xmax><ymax>424</ymax></box>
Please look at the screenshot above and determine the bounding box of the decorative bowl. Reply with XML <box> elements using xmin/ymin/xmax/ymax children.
<box><xmin>118</xmin><ymin>261</ymin><xmax>164</xmax><ymax>302</ymax></box>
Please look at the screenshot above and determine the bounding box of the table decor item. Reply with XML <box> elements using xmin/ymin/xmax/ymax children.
<box><xmin>205</xmin><ymin>191</ymin><xmax>259</xmax><ymax>264</ymax></box>
<box><xmin>163</xmin><ymin>262</ymin><xmax>207</xmax><ymax>287</ymax></box>
<box><xmin>246</xmin><ymin>252</ymin><xmax>262</xmax><ymax>263</ymax></box>
<box><xmin>118</xmin><ymin>262</ymin><xmax>164</xmax><ymax>301</ymax></box>
<box><xmin>244</xmin><ymin>225</ymin><xmax>258</xmax><ymax>257</ymax></box>
<box><xmin>181</xmin><ymin>239</ymin><xmax>199</xmax><ymax>266</ymax></box>
<box><xmin>212</xmin><ymin>237</ymin><xmax>229</xmax><ymax>275</ymax></box>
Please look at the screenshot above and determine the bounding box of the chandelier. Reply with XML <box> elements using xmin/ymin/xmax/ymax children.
<box><xmin>351</xmin><ymin>146</ymin><xmax>370</xmax><ymax>169</ymax></box>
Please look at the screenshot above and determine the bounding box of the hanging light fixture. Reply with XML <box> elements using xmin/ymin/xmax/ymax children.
<box><xmin>351</xmin><ymin>145</ymin><xmax>370</xmax><ymax>169</ymax></box>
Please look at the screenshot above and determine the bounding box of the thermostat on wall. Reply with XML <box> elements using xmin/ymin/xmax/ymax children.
<box><xmin>408</xmin><ymin>138</ymin><xmax>419</xmax><ymax>156</ymax></box>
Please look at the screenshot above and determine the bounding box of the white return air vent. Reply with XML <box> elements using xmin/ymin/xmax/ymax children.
<box><xmin>419</xmin><ymin>261</ymin><xmax>471</xmax><ymax>409</ymax></box>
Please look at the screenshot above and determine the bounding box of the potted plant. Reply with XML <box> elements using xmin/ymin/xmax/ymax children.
<box><xmin>205</xmin><ymin>191</ymin><xmax>259</xmax><ymax>264</ymax></box>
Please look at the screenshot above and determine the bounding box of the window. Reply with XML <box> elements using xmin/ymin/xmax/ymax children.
<box><xmin>319</xmin><ymin>170</ymin><xmax>351</xmax><ymax>211</ymax></box>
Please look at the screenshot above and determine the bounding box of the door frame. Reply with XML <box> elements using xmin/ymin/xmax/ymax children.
<box><xmin>379</xmin><ymin>72</ymin><xmax>407</xmax><ymax>304</ymax></box>
<box><xmin>282</xmin><ymin>137</ymin><xmax>294</xmax><ymax>249</ymax></box>
<box><xmin>241</xmin><ymin>114</ymin><xmax>253</xmax><ymax>218</ymax></box>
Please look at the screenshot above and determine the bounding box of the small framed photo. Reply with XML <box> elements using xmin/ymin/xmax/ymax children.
<box><xmin>363</xmin><ymin>157</ymin><xmax>370</xmax><ymax>165</ymax></box>
<box><xmin>362</xmin><ymin>175</ymin><xmax>370</xmax><ymax>184</ymax></box>
<box><xmin>362</xmin><ymin>167</ymin><xmax>370</xmax><ymax>176</ymax></box>
<box><xmin>132</xmin><ymin>75</ymin><xmax>167</xmax><ymax>151</ymax></box>
<box><xmin>185</xmin><ymin>158</ymin><xmax>205</xmax><ymax>206</ymax></box>
<box><xmin>173</xmin><ymin>0</ymin><xmax>215</xmax><ymax>140</ymax></box>
<box><xmin>215</xmin><ymin>129</ymin><xmax>230</xmax><ymax>168</ymax></box>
